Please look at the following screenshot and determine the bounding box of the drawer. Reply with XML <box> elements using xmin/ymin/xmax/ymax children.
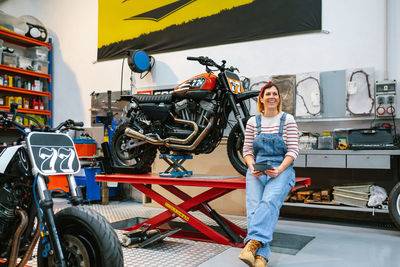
<box><xmin>307</xmin><ymin>154</ymin><xmax>346</xmax><ymax>168</ymax></box>
<box><xmin>293</xmin><ymin>155</ymin><xmax>306</xmax><ymax>167</ymax></box>
<box><xmin>347</xmin><ymin>155</ymin><xmax>390</xmax><ymax>169</ymax></box>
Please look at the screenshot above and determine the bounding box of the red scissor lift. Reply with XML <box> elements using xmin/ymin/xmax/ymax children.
<box><xmin>96</xmin><ymin>173</ymin><xmax>311</xmax><ymax>247</ymax></box>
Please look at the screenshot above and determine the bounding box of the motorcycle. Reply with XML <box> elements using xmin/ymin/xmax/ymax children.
<box><xmin>111</xmin><ymin>56</ymin><xmax>259</xmax><ymax>175</ymax></box>
<box><xmin>0</xmin><ymin>104</ymin><xmax>123</xmax><ymax>267</ymax></box>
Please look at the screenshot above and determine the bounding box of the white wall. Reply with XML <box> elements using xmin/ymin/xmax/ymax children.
<box><xmin>0</xmin><ymin>0</ymin><xmax>398</xmax><ymax>129</ymax></box>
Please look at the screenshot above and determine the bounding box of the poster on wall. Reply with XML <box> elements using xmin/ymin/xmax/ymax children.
<box><xmin>345</xmin><ymin>68</ymin><xmax>375</xmax><ymax>116</ymax></box>
<box><xmin>271</xmin><ymin>75</ymin><xmax>296</xmax><ymax>115</ymax></box>
<box><xmin>97</xmin><ymin>0</ymin><xmax>322</xmax><ymax>60</ymax></box>
<box><xmin>248</xmin><ymin>75</ymin><xmax>271</xmax><ymax>115</ymax></box>
<box><xmin>295</xmin><ymin>72</ymin><xmax>322</xmax><ymax>117</ymax></box>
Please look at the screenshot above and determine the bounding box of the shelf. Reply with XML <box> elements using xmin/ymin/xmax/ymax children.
<box><xmin>0</xmin><ymin>85</ymin><xmax>51</xmax><ymax>99</ymax></box>
<box><xmin>283</xmin><ymin>202</ymin><xmax>389</xmax><ymax>214</ymax></box>
<box><xmin>0</xmin><ymin>106</ymin><xmax>51</xmax><ymax>117</ymax></box>
<box><xmin>0</xmin><ymin>64</ymin><xmax>51</xmax><ymax>81</ymax></box>
<box><xmin>0</xmin><ymin>28</ymin><xmax>51</xmax><ymax>50</ymax></box>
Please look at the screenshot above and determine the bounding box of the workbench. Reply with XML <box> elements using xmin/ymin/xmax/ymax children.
<box><xmin>96</xmin><ymin>173</ymin><xmax>311</xmax><ymax>246</ymax></box>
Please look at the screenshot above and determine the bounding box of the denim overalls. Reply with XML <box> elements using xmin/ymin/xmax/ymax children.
<box><xmin>244</xmin><ymin>112</ymin><xmax>295</xmax><ymax>261</ymax></box>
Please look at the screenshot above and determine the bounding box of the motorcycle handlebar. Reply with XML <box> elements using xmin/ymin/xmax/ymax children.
<box><xmin>186</xmin><ymin>56</ymin><xmax>199</xmax><ymax>61</ymax></box>
<box><xmin>0</xmin><ymin>108</ymin><xmax>84</xmax><ymax>133</ymax></box>
<box><xmin>187</xmin><ymin>56</ymin><xmax>225</xmax><ymax>71</ymax></box>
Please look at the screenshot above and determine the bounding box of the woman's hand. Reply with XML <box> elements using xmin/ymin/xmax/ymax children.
<box><xmin>265</xmin><ymin>166</ymin><xmax>282</xmax><ymax>178</ymax></box>
<box><xmin>251</xmin><ymin>168</ymin><xmax>264</xmax><ymax>178</ymax></box>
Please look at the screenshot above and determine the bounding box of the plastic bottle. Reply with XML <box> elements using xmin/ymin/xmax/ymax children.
<box><xmin>14</xmin><ymin>96</ymin><xmax>22</xmax><ymax>108</ymax></box>
<box><xmin>31</xmin><ymin>98</ymin><xmax>39</xmax><ymax>110</ymax></box>
<box><xmin>23</xmin><ymin>98</ymin><xmax>30</xmax><ymax>109</ymax></box>
<box><xmin>8</xmin><ymin>76</ymin><xmax>13</xmax><ymax>87</ymax></box>
<box><xmin>38</xmin><ymin>98</ymin><xmax>44</xmax><ymax>110</ymax></box>
<box><xmin>3</xmin><ymin>75</ymin><xmax>8</xmax><ymax>86</ymax></box>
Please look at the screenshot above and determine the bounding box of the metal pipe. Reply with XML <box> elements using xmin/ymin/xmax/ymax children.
<box><xmin>125</xmin><ymin>114</ymin><xmax>199</xmax><ymax>145</ymax></box>
<box><xmin>125</xmin><ymin>117</ymin><xmax>214</xmax><ymax>151</ymax></box>
<box><xmin>8</xmin><ymin>209</ymin><xmax>28</xmax><ymax>267</ymax></box>
<box><xmin>18</xmin><ymin>220</ymin><xmax>41</xmax><ymax>267</ymax></box>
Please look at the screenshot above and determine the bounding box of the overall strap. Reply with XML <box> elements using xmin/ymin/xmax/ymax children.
<box><xmin>256</xmin><ymin>115</ymin><xmax>262</xmax><ymax>135</ymax></box>
<box><xmin>278</xmin><ymin>112</ymin><xmax>287</xmax><ymax>136</ymax></box>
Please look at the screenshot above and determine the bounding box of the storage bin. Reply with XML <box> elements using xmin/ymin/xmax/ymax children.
<box><xmin>75</xmin><ymin>168</ymin><xmax>119</xmax><ymax>201</ymax></box>
<box><xmin>17</xmin><ymin>56</ymin><xmax>33</xmax><ymax>70</ymax></box>
<box><xmin>26</xmin><ymin>46</ymin><xmax>49</xmax><ymax>61</ymax></box>
<box><xmin>73</xmin><ymin>139</ymin><xmax>97</xmax><ymax>158</ymax></box>
<box><xmin>2</xmin><ymin>52</ymin><xmax>17</xmax><ymax>67</ymax></box>
<box><xmin>32</xmin><ymin>60</ymin><xmax>49</xmax><ymax>74</ymax></box>
<box><xmin>318</xmin><ymin>136</ymin><xmax>334</xmax><ymax>150</ymax></box>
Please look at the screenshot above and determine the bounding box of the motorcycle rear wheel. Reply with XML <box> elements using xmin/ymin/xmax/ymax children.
<box><xmin>111</xmin><ymin>121</ymin><xmax>157</xmax><ymax>173</ymax></box>
<box><xmin>37</xmin><ymin>207</ymin><xmax>123</xmax><ymax>267</ymax></box>
<box><xmin>389</xmin><ymin>182</ymin><xmax>400</xmax><ymax>229</ymax></box>
<box><xmin>227</xmin><ymin>118</ymin><xmax>249</xmax><ymax>176</ymax></box>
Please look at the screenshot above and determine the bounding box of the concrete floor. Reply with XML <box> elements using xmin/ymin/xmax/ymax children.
<box><xmin>52</xmin><ymin>198</ymin><xmax>400</xmax><ymax>267</ymax></box>
<box><xmin>199</xmin><ymin>219</ymin><xmax>400</xmax><ymax>267</ymax></box>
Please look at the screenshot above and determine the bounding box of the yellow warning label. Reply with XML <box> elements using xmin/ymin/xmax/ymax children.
<box><xmin>165</xmin><ymin>202</ymin><xmax>189</xmax><ymax>222</ymax></box>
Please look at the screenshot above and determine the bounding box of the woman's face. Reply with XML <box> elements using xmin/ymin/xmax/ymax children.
<box><xmin>262</xmin><ymin>86</ymin><xmax>280</xmax><ymax>111</ymax></box>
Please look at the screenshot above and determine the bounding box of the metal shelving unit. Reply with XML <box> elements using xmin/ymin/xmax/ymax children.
<box><xmin>0</xmin><ymin>28</ymin><xmax>53</xmax><ymax>133</ymax></box>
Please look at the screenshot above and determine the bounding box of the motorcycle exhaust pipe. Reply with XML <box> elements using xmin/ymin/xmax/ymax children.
<box><xmin>125</xmin><ymin>116</ymin><xmax>214</xmax><ymax>151</ymax></box>
<box><xmin>18</xmin><ymin>219</ymin><xmax>41</xmax><ymax>267</ymax></box>
<box><xmin>166</xmin><ymin>117</ymin><xmax>214</xmax><ymax>151</ymax></box>
<box><xmin>125</xmin><ymin>114</ymin><xmax>199</xmax><ymax>145</ymax></box>
<box><xmin>8</xmin><ymin>209</ymin><xmax>28</xmax><ymax>267</ymax></box>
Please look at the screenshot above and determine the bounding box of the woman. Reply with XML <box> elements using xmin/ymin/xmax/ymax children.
<box><xmin>238</xmin><ymin>82</ymin><xmax>299</xmax><ymax>267</ymax></box>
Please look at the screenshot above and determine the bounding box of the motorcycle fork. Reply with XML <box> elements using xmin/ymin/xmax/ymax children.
<box><xmin>66</xmin><ymin>174</ymin><xmax>83</xmax><ymax>205</ymax></box>
<box><xmin>227</xmin><ymin>93</ymin><xmax>246</xmax><ymax>134</ymax></box>
<box><xmin>36</xmin><ymin>174</ymin><xmax>67</xmax><ymax>267</ymax></box>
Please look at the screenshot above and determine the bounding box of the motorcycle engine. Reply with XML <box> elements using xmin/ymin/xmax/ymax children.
<box><xmin>0</xmin><ymin>183</ymin><xmax>18</xmax><ymax>240</ymax></box>
<box><xmin>174</xmin><ymin>99</ymin><xmax>216</xmax><ymax>128</ymax></box>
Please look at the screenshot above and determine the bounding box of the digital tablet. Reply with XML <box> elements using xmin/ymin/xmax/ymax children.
<box><xmin>253</xmin><ymin>163</ymin><xmax>273</xmax><ymax>172</ymax></box>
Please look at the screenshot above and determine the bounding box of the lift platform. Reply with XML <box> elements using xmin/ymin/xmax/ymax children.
<box><xmin>96</xmin><ymin>173</ymin><xmax>311</xmax><ymax>247</ymax></box>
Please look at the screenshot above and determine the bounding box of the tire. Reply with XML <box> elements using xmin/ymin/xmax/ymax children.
<box><xmin>37</xmin><ymin>207</ymin><xmax>123</xmax><ymax>267</ymax></box>
<box><xmin>227</xmin><ymin>118</ymin><xmax>249</xmax><ymax>176</ymax></box>
<box><xmin>111</xmin><ymin>121</ymin><xmax>157</xmax><ymax>173</ymax></box>
<box><xmin>389</xmin><ymin>182</ymin><xmax>400</xmax><ymax>229</ymax></box>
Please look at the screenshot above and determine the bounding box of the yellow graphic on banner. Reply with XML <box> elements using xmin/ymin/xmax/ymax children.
<box><xmin>98</xmin><ymin>0</ymin><xmax>254</xmax><ymax>48</ymax></box>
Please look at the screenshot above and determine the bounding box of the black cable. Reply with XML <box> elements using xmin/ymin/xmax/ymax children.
<box><xmin>120</xmin><ymin>57</ymin><xmax>126</xmax><ymax>96</ymax></box>
<box><xmin>140</xmin><ymin>56</ymin><xmax>155</xmax><ymax>79</ymax></box>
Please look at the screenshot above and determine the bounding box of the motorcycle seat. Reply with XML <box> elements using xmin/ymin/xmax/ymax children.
<box><xmin>132</xmin><ymin>94</ymin><xmax>173</xmax><ymax>103</ymax></box>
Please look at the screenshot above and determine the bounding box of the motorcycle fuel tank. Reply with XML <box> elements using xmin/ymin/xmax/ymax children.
<box><xmin>173</xmin><ymin>73</ymin><xmax>216</xmax><ymax>93</ymax></box>
<box><xmin>0</xmin><ymin>145</ymin><xmax>30</xmax><ymax>176</ymax></box>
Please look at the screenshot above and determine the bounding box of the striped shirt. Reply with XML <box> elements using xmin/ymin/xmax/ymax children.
<box><xmin>243</xmin><ymin>113</ymin><xmax>299</xmax><ymax>160</ymax></box>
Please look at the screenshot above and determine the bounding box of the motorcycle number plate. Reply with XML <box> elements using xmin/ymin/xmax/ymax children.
<box><xmin>26</xmin><ymin>132</ymin><xmax>80</xmax><ymax>175</ymax></box>
<box><xmin>224</xmin><ymin>71</ymin><xmax>243</xmax><ymax>94</ymax></box>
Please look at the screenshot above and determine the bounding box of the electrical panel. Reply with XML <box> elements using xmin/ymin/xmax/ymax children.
<box><xmin>375</xmin><ymin>80</ymin><xmax>396</xmax><ymax>117</ymax></box>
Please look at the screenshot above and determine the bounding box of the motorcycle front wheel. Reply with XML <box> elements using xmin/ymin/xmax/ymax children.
<box><xmin>111</xmin><ymin>121</ymin><xmax>157</xmax><ymax>173</ymax></box>
<box><xmin>37</xmin><ymin>207</ymin><xmax>123</xmax><ymax>267</ymax></box>
<box><xmin>227</xmin><ymin>118</ymin><xmax>249</xmax><ymax>176</ymax></box>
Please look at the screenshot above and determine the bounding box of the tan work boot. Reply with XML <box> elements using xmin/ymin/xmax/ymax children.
<box><xmin>238</xmin><ymin>239</ymin><xmax>262</xmax><ymax>266</ymax></box>
<box><xmin>254</xmin><ymin>255</ymin><xmax>267</xmax><ymax>267</ymax></box>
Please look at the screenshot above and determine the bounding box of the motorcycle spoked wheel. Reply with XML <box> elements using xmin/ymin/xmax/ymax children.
<box><xmin>37</xmin><ymin>207</ymin><xmax>123</xmax><ymax>267</ymax></box>
<box><xmin>227</xmin><ymin>118</ymin><xmax>249</xmax><ymax>176</ymax></box>
<box><xmin>111</xmin><ymin>121</ymin><xmax>157</xmax><ymax>172</ymax></box>
<box><xmin>389</xmin><ymin>182</ymin><xmax>400</xmax><ymax>229</ymax></box>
